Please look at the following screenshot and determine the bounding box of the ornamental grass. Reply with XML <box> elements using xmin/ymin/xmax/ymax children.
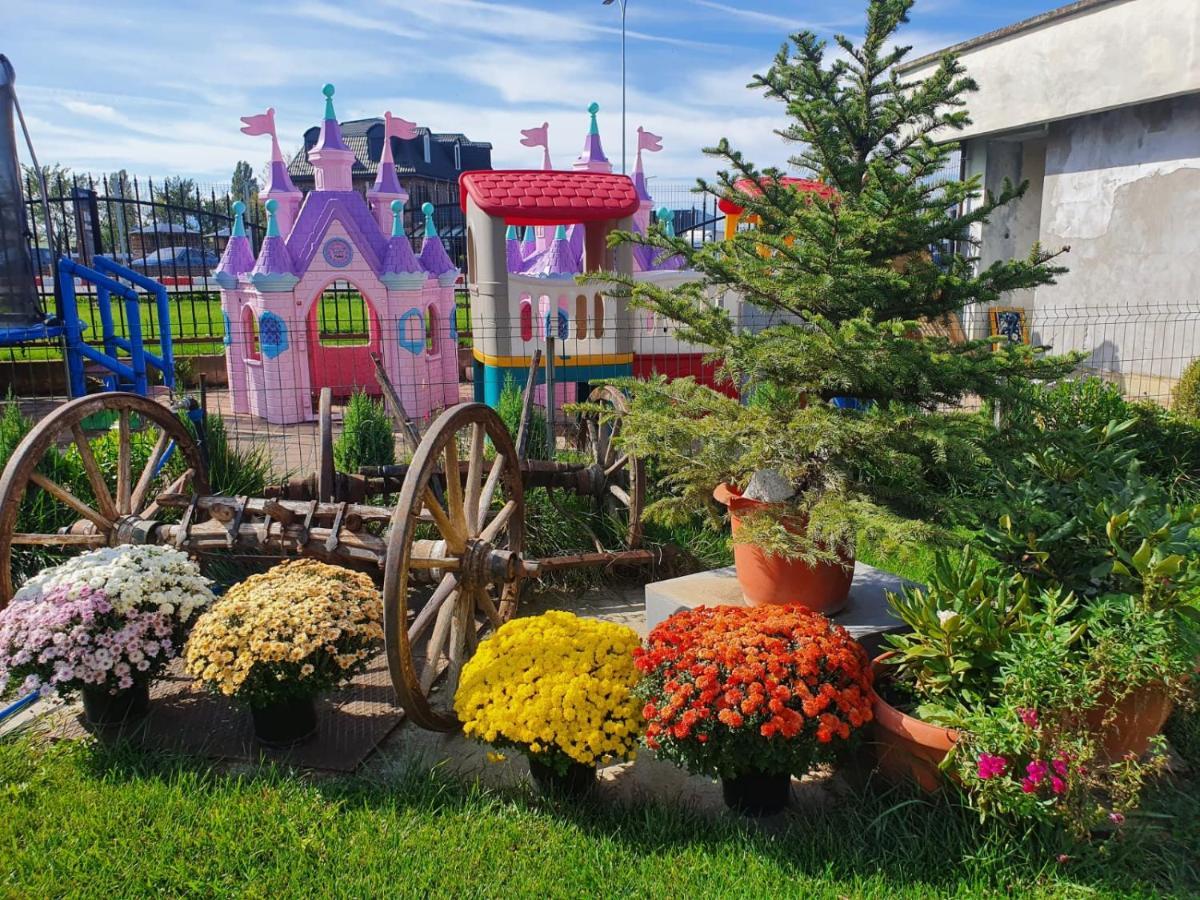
<box><xmin>454</xmin><ymin>611</ymin><xmax>642</xmax><ymax>772</ymax></box>
<box><xmin>185</xmin><ymin>560</ymin><xmax>383</xmax><ymax>706</ymax></box>
<box><xmin>635</xmin><ymin>605</ymin><xmax>874</xmax><ymax>779</ymax></box>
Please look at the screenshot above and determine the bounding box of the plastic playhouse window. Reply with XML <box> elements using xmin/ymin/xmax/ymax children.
<box><xmin>593</xmin><ymin>293</ymin><xmax>605</xmax><ymax>338</ymax></box>
<box><xmin>575</xmin><ymin>294</ymin><xmax>588</xmax><ymax>340</ymax></box>
<box><xmin>426</xmin><ymin>306</ymin><xmax>439</xmax><ymax>357</ymax></box>
<box><xmin>242</xmin><ymin>305</ymin><xmax>260</xmax><ymax>361</ymax></box>
<box><xmin>519</xmin><ymin>296</ymin><xmax>533</xmax><ymax>342</ymax></box>
<box><xmin>316</xmin><ymin>283</ymin><xmax>371</xmax><ymax>347</ymax></box>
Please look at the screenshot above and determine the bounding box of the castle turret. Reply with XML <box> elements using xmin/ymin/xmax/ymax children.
<box><xmin>215</xmin><ymin>201</ymin><xmax>255</xmax><ymax>288</ymax></box>
<box><xmin>250</xmin><ymin>199</ymin><xmax>299</xmax><ymax>290</ymax></box>
<box><xmin>417</xmin><ymin>202</ymin><xmax>458</xmax><ymax>286</ymax></box>
<box><xmin>572</xmin><ymin>102</ymin><xmax>612</xmax><ymax>174</ymax></box>
<box><xmin>506</xmin><ymin>225</ymin><xmax>524</xmax><ymax>274</ymax></box>
<box><xmin>381</xmin><ymin>199</ymin><xmax>425</xmax><ymax>290</ymax></box>
<box><xmin>528</xmin><ymin>224</ymin><xmax>581</xmax><ymax>279</ymax></box>
<box><xmin>520</xmin><ymin>225</ymin><xmax>538</xmax><ymax>267</ymax></box>
<box><xmin>369</xmin><ymin>111</ymin><xmax>413</xmax><ymax>234</ymax></box>
<box><xmin>308</xmin><ymin>84</ymin><xmax>354</xmax><ymax>192</ymax></box>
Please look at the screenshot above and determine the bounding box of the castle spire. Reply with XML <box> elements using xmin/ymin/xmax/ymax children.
<box><xmin>381</xmin><ymin>199</ymin><xmax>425</xmax><ymax>290</ymax></box>
<box><xmin>417</xmin><ymin>201</ymin><xmax>458</xmax><ymax>285</ymax></box>
<box><xmin>309</xmin><ymin>83</ymin><xmax>355</xmax><ymax>191</ymax></box>
<box><xmin>369</xmin><ymin>111</ymin><xmax>412</xmax><ymax>233</ymax></box>
<box><xmin>215</xmin><ymin>200</ymin><xmax>255</xmax><ymax>288</ymax></box>
<box><xmin>572</xmin><ymin>102</ymin><xmax>612</xmax><ymax>173</ymax></box>
<box><xmin>251</xmin><ymin>199</ymin><xmax>299</xmax><ymax>290</ymax></box>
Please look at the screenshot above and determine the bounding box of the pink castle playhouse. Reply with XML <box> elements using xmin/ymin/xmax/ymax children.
<box><xmin>215</xmin><ymin>85</ymin><xmax>460</xmax><ymax>425</ymax></box>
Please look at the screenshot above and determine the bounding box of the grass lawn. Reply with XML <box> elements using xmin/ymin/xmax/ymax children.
<box><xmin>1</xmin><ymin>734</ymin><xmax>1196</xmax><ymax>897</ymax></box>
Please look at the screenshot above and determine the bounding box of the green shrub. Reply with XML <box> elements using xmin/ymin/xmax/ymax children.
<box><xmin>496</xmin><ymin>374</ymin><xmax>547</xmax><ymax>461</ymax></box>
<box><xmin>197</xmin><ymin>413</ymin><xmax>274</xmax><ymax>496</ymax></box>
<box><xmin>1172</xmin><ymin>357</ymin><xmax>1200</xmax><ymax>420</ymax></box>
<box><xmin>334</xmin><ymin>390</ymin><xmax>395</xmax><ymax>472</ymax></box>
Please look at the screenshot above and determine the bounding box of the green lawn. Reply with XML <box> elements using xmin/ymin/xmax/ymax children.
<box><xmin>0</xmin><ymin>735</ymin><xmax>1195</xmax><ymax>897</ymax></box>
<box><xmin>12</xmin><ymin>291</ymin><xmax>472</xmax><ymax>361</ymax></box>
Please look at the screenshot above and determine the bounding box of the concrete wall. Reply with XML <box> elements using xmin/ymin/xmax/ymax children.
<box><xmin>900</xmin><ymin>0</ymin><xmax>1200</xmax><ymax>141</ymax></box>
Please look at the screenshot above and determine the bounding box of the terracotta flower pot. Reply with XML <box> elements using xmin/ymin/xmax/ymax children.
<box><xmin>713</xmin><ymin>483</ymin><xmax>854</xmax><ymax>613</ymax></box>
<box><xmin>1086</xmin><ymin>683</ymin><xmax>1173</xmax><ymax>762</ymax></box>
<box><xmin>869</xmin><ymin>655</ymin><xmax>958</xmax><ymax>792</ymax></box>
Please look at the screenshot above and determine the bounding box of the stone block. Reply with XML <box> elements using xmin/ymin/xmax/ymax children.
<box><xmin>643</xmin><ymin>563</ymin><xmax>913</xmax><ymax>657</ymax></box>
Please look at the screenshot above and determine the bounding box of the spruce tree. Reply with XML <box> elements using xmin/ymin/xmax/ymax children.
<box><xmin>604</xmin><ymin>0</ymin><xmax>1078</xmax><ymax>562</ymax></box>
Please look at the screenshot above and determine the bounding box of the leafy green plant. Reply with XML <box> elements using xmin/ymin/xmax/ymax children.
<box><xmin>334</xmin><ymin>391</ymin><xmax>395</xmax><ymax>472</ymax></box>
<box><xmin>882</xmin><ymin>548</ymin><xmax>1039</xmax><ymax>718</ymax></box>
<box><xmin>496</xmin><ymin>374</ymin><xmax>547</xmax><ymax>461</ymax></box>
<box><xmin>1172</xmin><ymin>357</ymin><xmax>1200</xmax><ymax>420</ymax></box>
<box><xmin>197</xmin><ymin>413</ymin><xmax>274</xmax><ymax>496</ymax></box>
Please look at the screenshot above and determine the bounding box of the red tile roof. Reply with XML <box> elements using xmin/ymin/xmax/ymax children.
<box><xmin>459</xmin><ymin>170</ymin><xmax>641</xmax><ymax>225</ymax></box>
<box><xmin>717</xmin><ymin>177</ymin><xmax>835</xmax><ymax>215</ymax></box>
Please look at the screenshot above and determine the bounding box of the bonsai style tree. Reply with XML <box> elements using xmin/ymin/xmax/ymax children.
<box><xmin>602</xmin><ymin>0</ymin><xmax>1077</xmax><ymax>563</ymax></box>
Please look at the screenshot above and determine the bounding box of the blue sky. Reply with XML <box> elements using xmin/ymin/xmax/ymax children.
<box><xmin>5</xmin><ymin>0</ymin><xmax>1059</xmax><ymax>185</ymax></box>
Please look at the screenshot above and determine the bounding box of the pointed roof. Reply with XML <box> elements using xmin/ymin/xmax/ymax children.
<box><xmin>632</xmin><ymin>150</ymin><xmax>652</xmax><ymax>202</ymax></box>
<box><xmin>383</xmin><ymin>200</ymin><xmax>422</xmax><ymax>274</ymax></box>
<box><xmin>370</xmin><ymin>111</ymin><xmax>407</xmax><ymax>197</ymax></box>
<box><xmin>314</xmin><ymin>83</ymin><xmax>350</xmax><ymax>152</ymax></box>
<box><xmin>216</xmin><ymin>201</ymin><xmax>256</xmax><ymax>283</ymax></box>
<box><xmin>252</xmin><ymin>199</ymin><xmax>298</xmax><ymax>287</ymax></box>
<box><xmin>573</xmin><ymin>102</ymin><xmax>611</xmax><ymax>172</ymax></box>
<box><xmin>417</xmin><ymin>202</ymin><xmax>456</xmax><ymax>278</ymax></box>
<box><xmin>527</xmin><ymin>224</ymin><xmax>581</xmax><ymax>278</ymax></box>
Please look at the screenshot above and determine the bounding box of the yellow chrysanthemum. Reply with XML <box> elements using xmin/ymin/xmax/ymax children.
<box><xmin>454</xmin><ymin>611</ymin><xmax>642</xmax><ymax>766</ymax></box>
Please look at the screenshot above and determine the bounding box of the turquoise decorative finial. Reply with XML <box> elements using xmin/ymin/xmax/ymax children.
<box><xmin>587</xmin><ymin>101</ymin><xmax>600</xmax><ymax>135</ymax></box>
<box><xmin>264</xmin><ymin>198</ymin><xmax>280</xmax><ymax>238</ymax></box>
<box><xmin>554</xmin><ymin>224</ymin><xmax>567</xmax><ymax>241</ymax></box>
<box><xmin>523</xmin><ymin>225</ymin><xmax>536</xmax><ymax>242</ymax></box>
<box><xmin>231</xmin><ymin>200</ymin><xmax>246</xmax><ymax>238</ymax></box>
<box><xmin>657</xmin><ymin>206</ymin><xmax>675</xmax><ymax>237</ymax></box>
<box><xmin>505</xmin><ymin>225</ymin><xmax>518</xmax><ymax>240</ymax></box>
<box><xmin>390</xmin><ymin>198</ymin><xmax>405</xmax><ymax>238</ymax></box>
<box><xmin>322</xmin><ymin>83</ymin><xmax>336</xmax><ymax>120</ymax></box>
<box><xmin>422</xmin><ymin>201</ymin><xmax>437</xmax><ymax>238</ymax></box>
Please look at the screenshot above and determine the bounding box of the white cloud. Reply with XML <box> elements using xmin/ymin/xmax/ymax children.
<box><xmin>58</xmin><ymin>99</ymin><xmax>123</xmax><ymax>123</ymax></box>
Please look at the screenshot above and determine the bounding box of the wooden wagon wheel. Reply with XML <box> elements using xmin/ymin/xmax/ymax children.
<box><xmin>317</xmin><ymin>387</ymin><xmax>335</xmax><ymax>502</ymax></box>
<box><xmin>578</xmin><ymin>385</ymin><xmax>645</xmax><ymax>548</ymax></box>
<box><xmin>382</xmin><ymin>403</ymin><xmax>526</xmax><ymax>732</ymax></box>
<box><xmin>0</xmin><ymin>392</ymin><xmax>209</xmax><ymax>605</ymax></box>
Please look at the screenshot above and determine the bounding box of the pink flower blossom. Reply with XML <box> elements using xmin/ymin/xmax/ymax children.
<box><xmin>1050</xmin><ymin>776</ymin><xmax>1066</xmax><ymax>795</ymax></box>
<box><xmin>1052</xmin><ymin>755</ymin><xmax>1070</xmax><ymax>777</ymax></box>
<box><xmin>1025</xmin><ymin>759</ymin><xmax>1049</xmax><ymax>785</ymax></box>
<box><xmin>1017</xmin><ymin>707</ymin><xmax>1039</xmax><ymax>728</ymax></box>
<box><xmin>1109</xmin><ymin>811</ymin><xmax>1125</xmax><ymax>826</ymax></box>
<box><xmin>977</xmin><ymin>753</ymin><xmax>1008</xmax><ymax>780</ymax></box>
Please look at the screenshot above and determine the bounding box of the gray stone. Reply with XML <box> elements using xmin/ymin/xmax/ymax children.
<box><xmin>742</xmin><ymin>468</ymin><xmax>796</xmax><ymax>503</ymax></box>
<box><xmin>643</xmin><ymin>563</ymin><xmax>914</xmax><ymax>657</ymax></box>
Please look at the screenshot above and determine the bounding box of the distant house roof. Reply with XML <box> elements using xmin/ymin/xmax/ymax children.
<box><xmin>460</xmin><ymin>170</ymin><xmax>640</xmax><ymax>225</ymax></box>
<box><xmin>288</xmin><ymin>118</ymin><xmax>492</xmax><ymax>183</ymax></box>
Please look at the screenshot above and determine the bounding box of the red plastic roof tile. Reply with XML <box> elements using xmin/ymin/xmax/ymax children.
<box><xmin>717</xmin><ymin>176</ymin><xmax>835</xmax><ymax>215</ymax></box>
<box><xmin>459</xmin><ymin>170</ymin><xmax>641</xmax><ymax>225</ymax></box>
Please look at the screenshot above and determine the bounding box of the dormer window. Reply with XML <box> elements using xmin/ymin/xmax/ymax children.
<box><xmin>454</xmin><ymin>142</ymin><xmax>461</xmax><ymax>170</ymax></box>
<box><xmin>423</xmin><ymin>133</ymin><xmax>431</xmax><ymax>164</ymax></box>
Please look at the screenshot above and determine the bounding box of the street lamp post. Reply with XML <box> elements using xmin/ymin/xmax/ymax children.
<box><xmin>602</xmin><ymin>0</ymin><xmax>627</xmax><ymax>174</ymax></box>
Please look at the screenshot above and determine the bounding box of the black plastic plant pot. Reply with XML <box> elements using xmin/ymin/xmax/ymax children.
<box><xmin>721</xmin><ymin>770</ymin><xmax>792</xmax><ymax>816</ymax></box>
<box><xmin>81</xmin><ymin>680</ymin><xmax>150</xmax><ymax>726</ymax></box>
<box><xmin>528</xmin><ymin>757</ymin><xmax>596</xmax><ymax>799</ymax></box>
<box><xmin>250</xmin><ymin>695</ymin><xmax>318</xmax><ymax>748</ymax></box>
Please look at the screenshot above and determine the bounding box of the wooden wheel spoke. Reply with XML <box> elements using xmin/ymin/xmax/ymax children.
<box><xmin>475</xmin><ymin>586</ymin><xmax>503</xmax><ymax>628</ymax></box>
<box><xmin>70</xmin><ymin>423</ymin><xmax>117</xmax><ymax>521</ymax></box>
<box><xmin>587</xmin><ymin>419</ymin><xmax>602</xmax><ymax>465</ymax></box>
<box><xmin>476</xmin><ymin>452</ymin><xmax>505</xmax><ymax>531</ymax></box>
<box><xmin>408</xmin><ymin>555</ymin><xmax>461</xmax><ymax>571</ymax></box>
<box><xmin>141</xmin><ymin>468</ymin><xmax>193</xmax><ymax>521</ymax></box>
<box><xmin>420</xmin><ymin>594</ymin><xmax>458</xmax><ymax>692</ymax></box>
<box><xmin>603</xmin><ymin>419</ymin><xmax>622</xmax><ymax>467</ymax></box>
<box><xmin>28</xmin><ymin>472</ymin><xmax>112</xmax><ymax>533</ymax></box>
<box><xmin>408</xmin><ymin>572</ymin><xmax>459</xmax><ymax>643</ymax></box>
<box><xmin>465</xmin><ymin>423</ymin><xmax>484</xmax><ymax>538</ymax></box>
<box><xmin>12</xmin><ymin>532</ymin><xmax>106</xmax><ymax>547</ymax></box>
<box><xmin>604</xmin><ymin>453</ymin><xmax>629</xmax><ymax>478</ymax></box>
<box><xmin>444</xmin><ymin>592</ymin><xmax>472</xmax><ymax>701</ymax></box>
<box><xmin>116</xmin><ymin>409</ymin><xmax>132</xmax><ymax>516</ymax></box>
<box><xmin>131</xmin><ymin>429</ymin><xmax>171</xmax><ymax>515</ymax></box>
<box><xmin>479</xmin><ymin>500</ymin><xmax>516</xmax><ymax>543</ymax></box>
<box><xmin>443</xmin><ymin>436</ymin><xmax>468</xmax><ymax>540</ymax></box>
<box><xmin>422</xmin><ymin>487</ymin><xmax>464</xmax><ymax>552</ymax></box>
<box><xmin>609</xmin><ymin>483</ymin><xmax>632</xmax><ymax>507</ymax></box>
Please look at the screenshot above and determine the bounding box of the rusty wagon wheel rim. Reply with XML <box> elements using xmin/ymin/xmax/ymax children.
<box><xmin>579</xmin><ymin>385</ymin><xmax>645</xmax><ymax>549</ymax></box>
<box><xmin>382</xmin><ymin>402</ymin><xmax>525</xmax><ymax>732</ymax></box>
<box><xmin>0</xmin><ymin>392</ymin><xmax>209</xmax><ymax>606</ymax></box>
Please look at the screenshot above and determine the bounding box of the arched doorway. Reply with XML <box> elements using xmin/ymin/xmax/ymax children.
<box><xmin>306</xmin><ymin>280</ymin><xmax>383</xmax><ymax>399</ymax></box>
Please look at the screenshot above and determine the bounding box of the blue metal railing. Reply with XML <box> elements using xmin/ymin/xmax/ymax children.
<box><xmin>58</xmin><ymin>255</ymin><xmax>176</xmax><ymax>398</ymax></box>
